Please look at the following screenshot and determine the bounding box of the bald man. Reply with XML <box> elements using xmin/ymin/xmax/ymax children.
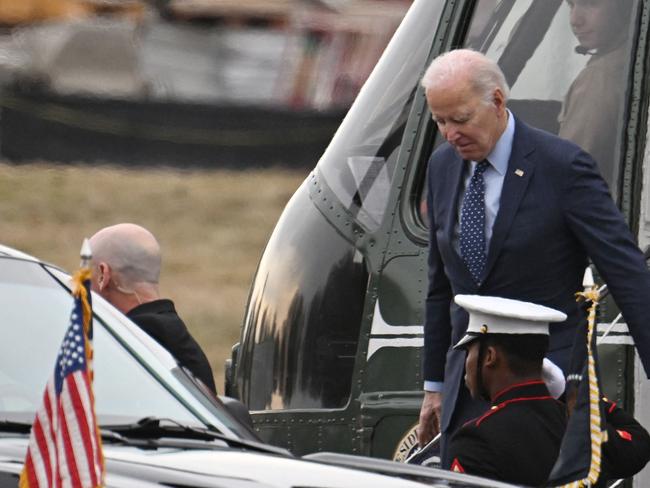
<box><xmin>89</xmin><ymin>223</ymin><xmax>217</xmax><ymax>394</ymax></box>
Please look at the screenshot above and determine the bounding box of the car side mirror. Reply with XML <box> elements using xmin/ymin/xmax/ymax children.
<box><xmin>219</xmin><ymin>395</ymin><xmax>254</xmax><ymax>431</ymax></box>
<box><xmin>224</xmin><ymin>342</ymin><xmax>240</xmax><ymax>397</ymax></box>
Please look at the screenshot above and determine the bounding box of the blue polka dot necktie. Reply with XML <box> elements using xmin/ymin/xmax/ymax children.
<box><xmin>460</xmin><ymin>160</ymin><xmax>490</xmax><ymax>284</ymax></box>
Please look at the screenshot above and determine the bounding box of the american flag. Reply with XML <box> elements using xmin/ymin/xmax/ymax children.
<box><xmin>20</xmin><ymin>268</ymin><xmax>105</xmax><ymax>488</ymax></box>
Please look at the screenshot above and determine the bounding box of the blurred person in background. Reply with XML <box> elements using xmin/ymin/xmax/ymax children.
<box><xmin>89</xmin><ymin>223</ymin><xmax>217</xmax><ymax>394</ymax></box>
<box><xmin>558</xmin><ymin>0</ymin><xmax>635</xmax><ymax>187</ymax></box>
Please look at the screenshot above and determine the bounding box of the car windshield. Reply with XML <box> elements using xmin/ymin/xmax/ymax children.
<box><xmin>0</xmin><ymin>256</ymin><xmax>209</xmax><ymax>428</ymax></box>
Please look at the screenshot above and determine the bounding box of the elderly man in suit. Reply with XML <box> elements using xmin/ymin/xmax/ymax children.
<box><xmin>417</xmin><ymin>48</ymin><xmax>650</xmax><ymax>468</ymax></box>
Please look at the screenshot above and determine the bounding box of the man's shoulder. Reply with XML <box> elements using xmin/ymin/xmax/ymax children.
<box><xmin>127</xmin><ymin>299</ymin><xmax>187</xmax><ymax>333</ymax></box>
<box><xmin>463</xmin><ymin>396</ymin><xmax>564</xmax><ymax>432</ymax></box>
<box><xmin>128</xmin><ymin>298</ymin><xmax>176</xmax><ymax>316</ymax></box>
<box><xmin>515</xmin><ymin>117</ymin><xmax>583</xmax><ymax>160</ymax></box>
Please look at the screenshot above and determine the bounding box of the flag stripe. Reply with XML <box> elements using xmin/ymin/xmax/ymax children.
<box><xmin>23</xmin><ymin>451</ymin><xmax>39</xmax><ymax>488</ymax></box>
<box><xmin>61</xmin><ymin>381</ymin><xmax>90</xmax><ymax>488</ymax></box>
<box><xmin>46</xmin><ymin>382</ymin><xmax>63</xmax><ymax>488</ymax></box>
<box><xmin>60</xmin><ymin>401</ymin><xmax>84</xmax><ymax>488</ymax></box>
<box><xmin>55</xmin><ymin>421</ymin><xmax>69</xmax><ymax>488</ymax></box>
<box><xmin>78</xmin><ymin>374</ymin><xmax>102</xmax><ymax>483</ymax></box>
<box><xmin>32</xmin><ymin>418</ymin><xmax>52</xmax><ymax>487</ymax></box>
<box><xmin>38</xmin><ymin>392</ymin><xmax>58</xmax><ymax>485</ymax></box>
<box><xmin>69</xmin><ymin>374</ymin><xmax>98</xmax><ymax>487</ymax></box>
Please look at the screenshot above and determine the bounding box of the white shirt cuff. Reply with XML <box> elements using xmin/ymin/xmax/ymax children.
<box><xmin>424</xmin><ymin>381</ymin><xmax>443</xmax><ymax>392</ymax></box>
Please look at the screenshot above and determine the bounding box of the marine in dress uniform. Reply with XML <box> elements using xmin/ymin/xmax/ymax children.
<box><xmin>446</xmin><ymin>295</ymin><xmax>568</xmax><ymax>486</ymax></box>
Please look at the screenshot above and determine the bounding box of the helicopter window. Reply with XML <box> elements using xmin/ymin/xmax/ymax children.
<box><xmin>416</xmin><ymin>0</ymin><xmax>639</xmax><ymax>227</ymax></box>
<box><xmin>316</xmin><ymin>0</ymin><xmax>444</xmax><ymax>232</ymax></box>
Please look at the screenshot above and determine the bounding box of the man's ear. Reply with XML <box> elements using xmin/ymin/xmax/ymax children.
<box><xmin>492</xmin><ymin>87</ymin><xmax>506</xmax><ymax>113</ymax></box>
<box><xmin>483</xmin><ymin>345</ymin><xmax>500</xmax><ymax>369</ymax></box>
<box><xmin>97</xmin><ymin>262</ymin><xmax>111</xmax><ymax>292</ymax></box>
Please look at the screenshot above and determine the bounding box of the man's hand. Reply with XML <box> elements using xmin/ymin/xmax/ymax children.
<box><xmin>417</xmin><ymin>391</ymin><xmax>442</xmax><ymax>447</ymax></box>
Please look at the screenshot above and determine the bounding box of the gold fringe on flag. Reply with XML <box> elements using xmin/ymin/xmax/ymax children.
<box><xmin>72</xmin><ymin>267</ymin><xmax>93</xmax><ymax>364</ymax></box>
<box><xmin>557</xmin><ymin>288</ymin><xmax>607</xmax><ymax>488</ymax></box>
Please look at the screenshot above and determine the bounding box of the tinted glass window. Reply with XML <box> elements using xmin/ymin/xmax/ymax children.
<box><xmin>318</xmin><ymin>0</ymin><xmax>444</xmax><ymax>231</ymax></box>
<box><xmin>417</xmin><ymin>0</ymin><xmax>638</xmax><ymax>224</ymax></box>
<box><xmin>470</xmin><ymin>0</ymin><xmax>636</xmax><ymax>192</ymax></box>
<box><xmin>0</xmin><ymin>258</ymin><xmax>200</xmax><ymax>426</ymax></box>
<box><xmin>238</xmin><ymin>185</ymin><xmax>368</xmax><ymax>410</ymax></box>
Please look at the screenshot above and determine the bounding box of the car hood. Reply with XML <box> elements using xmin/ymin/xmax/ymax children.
<box><xmin>0</xmin><ymin>436</ymin><xmax>430</xmax><ymax>488</ymax></box>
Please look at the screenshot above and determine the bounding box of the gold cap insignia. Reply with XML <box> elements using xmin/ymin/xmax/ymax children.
<box><xmin>480</xmin><ymin>324</ymin><xmax>488</xmax><ymax>334</ymax></box>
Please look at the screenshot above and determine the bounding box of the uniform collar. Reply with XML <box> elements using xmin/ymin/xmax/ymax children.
<box><xmin>491</xmin><ymin>379</ymin><xmax>550</xmax><ymax>404</ymax></box>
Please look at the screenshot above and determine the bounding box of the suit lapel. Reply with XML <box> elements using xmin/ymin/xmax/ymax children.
<box><xmin>443</xmin><ymin>154</ymin><xmax>464</xmax><ymax>238</ymax></box>
<box><xmin>483</xmin><ymin>121</ymin><xmax>535</xmax><ymax>280</ymax></box>
<box><xmin>442</xmin><ymin>154</ymin><xmax>476</xmax><ymax>285</ymax></box>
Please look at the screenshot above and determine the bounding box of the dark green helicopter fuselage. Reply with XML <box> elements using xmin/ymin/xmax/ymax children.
<box><xmin>227</xmin><ymin>0</ymin><xmax>650</xmax><ymax>473</ymax></box>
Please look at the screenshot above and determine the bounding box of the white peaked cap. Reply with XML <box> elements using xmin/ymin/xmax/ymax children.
<box><xmin>453</xmin><ymin>295</ymin><xmax>568</xmax><ymax>350</ymax></box>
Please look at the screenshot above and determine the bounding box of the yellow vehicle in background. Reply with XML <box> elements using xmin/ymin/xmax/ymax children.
<box><xmin>0</xmin><ymin>0</ymin><xmax>146</xmax><ymax>25</ymax></box>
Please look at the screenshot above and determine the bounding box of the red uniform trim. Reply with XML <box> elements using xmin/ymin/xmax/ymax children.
<box><xmin>617</xmin><ymin>429</ymin><xmax>633</xmax><ymax>441</ymax></box>
<box><xmin>451</xmin><ymin>458</ymin><xmax>465</xmax><ymax>473</ymax></box>
<box><xmin>492</xmin><ymin>380</ymin><xmax>546</xmax><ymax>403</ymax></box>
<box><xmin>475</xmin><ymin>396</ymin><xmax>555</xmax><ymax>427</ymax></box>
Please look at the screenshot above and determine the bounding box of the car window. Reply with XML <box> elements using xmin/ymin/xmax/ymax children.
<box><xmin>416</xmin><ymin>0</ymin><xmax>639</xmax><ymax>225</ymax></box>
<box><xmin>0</xmin><ymin>257</ymin><xmax>200</xmax><ymax>426</ymax></box>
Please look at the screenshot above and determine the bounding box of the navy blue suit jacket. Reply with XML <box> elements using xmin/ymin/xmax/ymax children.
<box><xmin>425</xmin><ymin>116</ymin><xmax>650</xmax><ymax>433</ymax></box>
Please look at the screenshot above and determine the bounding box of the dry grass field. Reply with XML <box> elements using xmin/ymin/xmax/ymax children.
<box><xmin>0</xmin><ymin>162</ymin><xmax>307</xmax><ymax>392</ymax></box>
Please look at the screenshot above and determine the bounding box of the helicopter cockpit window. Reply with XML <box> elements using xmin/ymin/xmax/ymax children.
<box><xmin>317</xmin><ymin>0</ymin><xmax>444</xmax><ymax>232</ymax></box>
<box><xmin>416</xmin><ymin>0</ymin><xmax>639</xmax><ymax>226</ymax></box>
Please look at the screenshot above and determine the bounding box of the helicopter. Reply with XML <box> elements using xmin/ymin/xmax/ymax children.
<box><xmin>225</xmin><ymin>0</ymin><xmax>650</xmax><ymax>485</ymax></box>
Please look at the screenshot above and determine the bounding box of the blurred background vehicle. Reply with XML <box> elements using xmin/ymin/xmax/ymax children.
<box><xmin>0</xmin><ymin>0</ymin><xmax>411</xmax><ymax>166</ymax></box>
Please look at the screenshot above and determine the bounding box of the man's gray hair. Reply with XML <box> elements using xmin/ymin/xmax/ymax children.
<box><xmin>421</xmin><ymin>49</ymin><xmax>510</xmax><ymax>102</ymax></box>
